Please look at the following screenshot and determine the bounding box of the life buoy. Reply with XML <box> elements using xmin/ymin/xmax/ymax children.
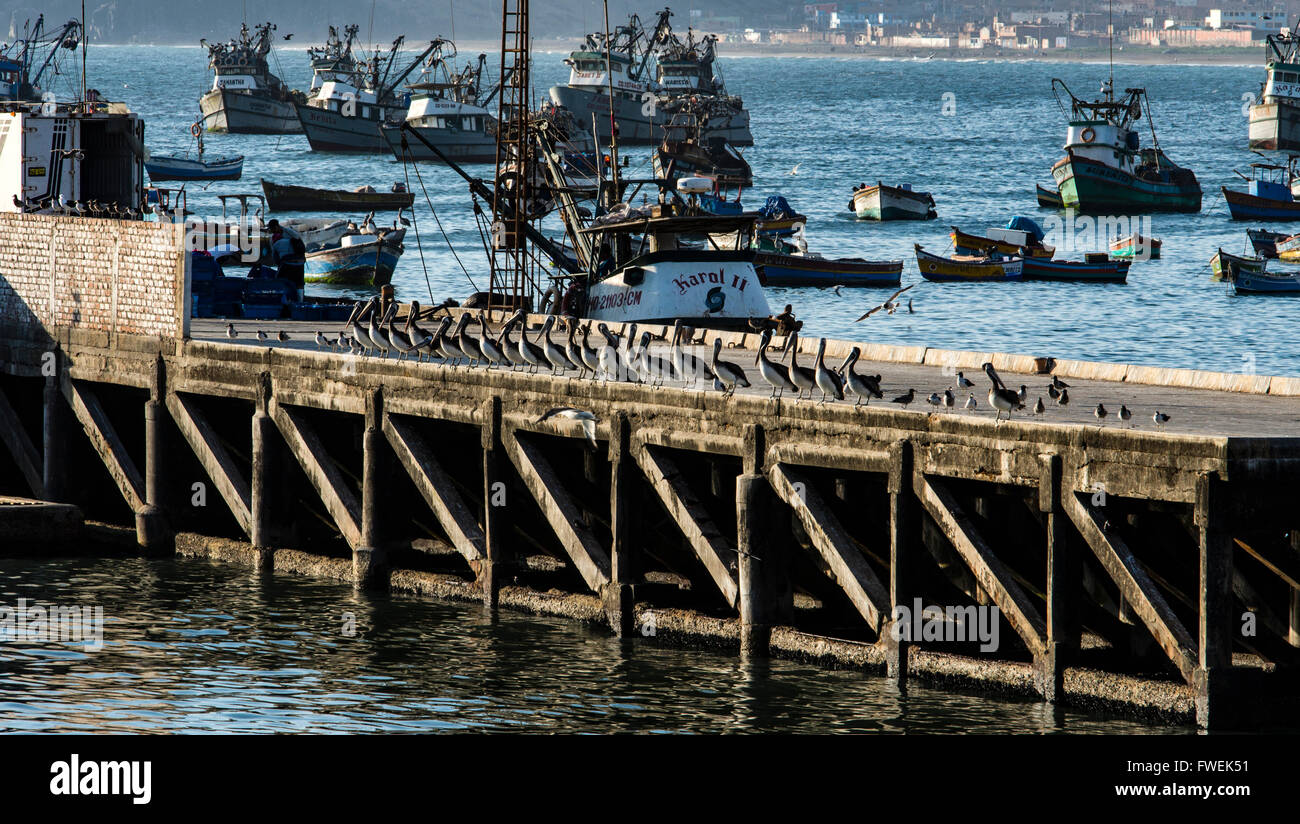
<box><xmin>191</xmin><ymin>122</ymin><xmax>203</xmax><ymax>138</ymax></box>
<box><xmin>1080</xmin><ymin>127</ymin><xmax>1096</xmax><ymax>144</ymax></box>
<box><xmin>927</xmin><ymin>263</ymin><xmax>937</xmax><ymax>272</ymax></box>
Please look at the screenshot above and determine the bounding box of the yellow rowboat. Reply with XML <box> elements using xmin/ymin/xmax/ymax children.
<box><xmin>949</xmin><ymin>225</ymin><xmax>1054</xmax><ymax>258</ymax></box>
<box><xmin>915</xmin><ymin>244</ymin><xmax>1023</xmax><ymax>282</ymax></box>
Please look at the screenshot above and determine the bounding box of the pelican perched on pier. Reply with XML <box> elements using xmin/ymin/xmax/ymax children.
<box><xmin>517</xmin><ymin>317</ymin><xmax>549</xmax><ymax>374</ymax></box>
<box><xmin>756</xmin><ymin>330</ymin><xmax>796</xmax><ymax>399</ymax></box>
<box><xmin>387</xmin><ymin>306</ymin><xmax>417</xmax><ymax>360</ymax></box>
<box><xmin>838</xmin><ymin>348</ymin><xmax>882</xmax><ymax>407</ymax></box>
<box><xmin>566</xmin><ymin>322</ymin><xmax>589</xmax><ymax>378</ymax></box>
<box><xmin>440</xmin><ymin>314</ymin><xmax>471</xmax><ymax>367</ymax></box>
<box><xmin>813</xmin><ymin>338</ymin><xmax>843</xmax><ymax>404</ymax></box>
<box><xmin>478</xmin><ymin>313</ymin><xmax>508</xmax><ymax>369</ymax></box>
<box><xmin>422</xmin><ymin>316</ymin><xmax>452</xmax><ymax>361</ymax></box>
<box><xmin>457</xmin><ymin>313</ymin><xmax>484</xmax><ymax>366</ymax></box>
<box><xmin>344</xmin><ymin>299</ymin><xmax>377</xmax><ymax>355</ymax></box>
<box><xmin>710</xmin><ymin>338</ymin><xmax>749</xmax><ymax>397</ymax></box>
<box><xmin>578</xmin><ymin>323</ymin><xmax>601</xmax><ymax>377</ymax></box>
<box><xmin>670</xmin><ymin>320</ymin><xmax>709</xmax><ymax>387</ymax></box>
<box><xmin>982</xmin><ymin>362</ymin><xmax>1025</xmax><ymax>422</ymax></box>
<box><xmin>781</xmin><ymin>331</ymin><xmax>816</xmax><ymax>401</ymax></box>
<box><xmin>596</xmin><ymin>323</ymin><xmax>627</xmax><ymax>381</ymax></box>
<box><xmin>369</xmin><ymin>302</ymin><xmax>393</xmax><ymax>357</ymax></box>
<box><xmin>541</xmin><ymin>316</ymin><xmax>577</xmax><ymax>375</ymax></box>
<box><xmin>497</xmin><ymin>309</ymin><xmax>527</xmax><ymax>369</ymax></box>
<box><xmin>634</xmin><ymin>331</ymin><xmax>674</xmax><ymax>386</ymax></box>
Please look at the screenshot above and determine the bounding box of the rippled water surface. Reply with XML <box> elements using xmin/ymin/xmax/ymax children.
<box><xmin>74</xmin><ymin>46</ymin><xmax>1289</xmax><ymax>374</ymax></box>
<box><xmin>0</xmin><ymin>556</ymin><xmax>1188</xmax><ymax>733</ymax></box>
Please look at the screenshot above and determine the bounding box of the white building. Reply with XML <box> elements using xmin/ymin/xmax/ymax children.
<box><xmin>1205</xmin><ymin>9</ymin><xmax>1286</xmax><ymax>30</ymax></box>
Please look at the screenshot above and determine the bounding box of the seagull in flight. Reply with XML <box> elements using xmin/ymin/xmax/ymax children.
<box><xmin>789</xmin><ymin>163</ymin><xmax>801</xmax><ymax>175</ymax></box>
<box><xmin>856</xmin><ymin>284</ymin><xmax>915</xmax><ymax>322</ymax></box>
<box><xmin>538</xmin><ymin>407</ymin><xmax>599</xmax><ymax>450</ymax></box>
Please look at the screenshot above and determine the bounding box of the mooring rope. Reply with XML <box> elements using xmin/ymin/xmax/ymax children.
<box><xmin>403</xmin><ymin>142</ymin><xmax>479</xmax><ymax>295</ymax></box>
<box><xmin>399</xmin><ymin>146</ymin><xmax>438</xmax><ymax>302</ymax></box>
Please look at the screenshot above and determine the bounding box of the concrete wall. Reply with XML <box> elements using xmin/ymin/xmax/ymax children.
<box><xmin>0</xmin><ymin>213</ymin><xmax>188</xmax><ymax>342</ymax></box>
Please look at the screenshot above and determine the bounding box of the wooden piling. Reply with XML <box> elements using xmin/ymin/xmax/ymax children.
<box><xmin>250</xmin><ymin>374</ymin><xmax>274</xmax><ymax>570</ymax></box>
<box><xmin>1195</xmin><ymin>472</ymin><xmax>1238</xmax><ymax>728</ymax></box>
<box><xmin>1037</xmin><ymin>452</ymin><xmax>1077</xmax><ymax>701</ymax></box>
<box><xmin>42</xmin><ymin>355</ymin><xmax>66</xmax><ymax>503</ymax></box>
<box><xmin>737</xmin><ymin>472</ymin><xmax>772</xmax><ymax>658</ymax></box>
<box><xmin>353</xmin><ymin>389</ymin><xmax>387</xmax><ymax>590</ymax></box>
<box><xmin>886</xmin><ymin>439</ymin><xmax>914</xmax><ymax>682</ymax></box>
<box><xmin>136</xmin><ymin>357</ymin><xmax>169</xmax><ymax>552</ymax></box>
<box><xmin>480</xmin><ymin>395</ymin><xmax>505</xmax><ymax>609</ymax></box>
<box><xmin>605</xmin><ymin>411</ymin><xmax>635</xmax><ymax>637</ymax></box>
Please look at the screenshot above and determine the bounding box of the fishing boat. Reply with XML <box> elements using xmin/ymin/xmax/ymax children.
<box><xmin>261</xmin><ymin>179</ymin><xmax>414</xmax><ymax>212</ymax></box>
<box><xmin>651</xmin><ymin>107</ymin><xmax>753</xmax><ymax>187</ymax></box>
<box><xmin>304</xmin><ymin>232</ymin><xmax>404</xmax><ymax>285</ymax></box>
<box><xmin>950</xmin><ymin>218</ymin><xmax>1054</xmax><ymax>259</ymax></box>
<box><xmin>915</xmin><ymin>244</ymin><xmax>1023</xmax><ymax>282</ymax></box>
<box><xmin>851</xmin><ymin>183</ymin><xmax>936</xmax><ymax>221</ymax></box>
<box><xmin>1109</xmin><ymin>233</ymin><xmax>1161</xmax><ymax>259</ymax></box>
<box><xmin>1248</xmin><ymin>228</ymin><xmax>1287</xmax><ymax>258</ymax></box>
<box><xmin>380</xmin><ymin>49</ymin><xmax>496</xmax><ymax>163</ymax></box>
<box><xmin>1210</xmin><ymin>248</ymin><xmax>1266</xmax><ymax>282</ymax></box>
<box><xmin>755</xmin><ymin>251</ymin><xmax>902</xmax><ymax>288</ymax></box>
<box><xmin>198</xmin><ymin>23</ymin><xmax>302</xmax><ymax>134</ymax></box>
<box><xmin>0</xmin><ymin>15</ymin><xmax>81</xmax><ymax>103</ymax></box>
<box><xmin>307</xmin><ymin>25</ymin><xmax>363</xmax><ymax>95</ymax></box>
<box><xmin>1049</xmin><ymin>79</ymin><xmax>1201</xmax><ymax>213</ymax></box>
<box><xmin>547</xmin><ymin>8</ymin><xmax>752</xmax><ymax>146</ymax></box>
<box><xmin>144</xmin><ymin>122</ymin><xmax>243</xmax><ymax>182</ymax></box>
<box><xmin>1222</xmin><ymin>162</ymin><xmax>1300</xmax><ymax>220</ymax></box>
<box><xmin>1233</xmin><ymin>267</ymin><xmax>1300</xmax><ymax>294</ymax></box>
<box><xmin>1022</xmin><ymin>255</ymin><xmax>1129</xmax><ymax>282</ymax></box>
<box><xmin>1249</xmin><ymin>25</ymin><xmax>1300</xmax><ymax>150</ymax></box>
<box><xmin>1036</xmin><ymin>183</ymin><xmax>1064</xmax><ymax>209</ymax></box>
<box><xmin>296</xmin><ymin>36</ymin><xmax>443</xmax><ymax>153</ymax></box>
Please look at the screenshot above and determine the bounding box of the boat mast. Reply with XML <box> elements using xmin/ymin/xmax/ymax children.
<box><xmin>1107</xmin><ymin>0</ymin><xmax>1113</xmax><ymax>102</ymax></box>
<box><xmin>489</xmin><ymin>0</ymin><xmax>534</xmax><ymax>316</ymax></box>
<box><xmin>80</xmin><ymin>0</ymin><xmax>86</xmax><ymax>105</ymax></box>
<box><xmin>604</xmin><ymin>0</ymin><xmax>620</xmax><ymax>209</ymax></box>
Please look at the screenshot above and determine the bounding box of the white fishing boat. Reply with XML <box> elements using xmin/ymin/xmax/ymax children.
<box><xmin>850</xmin><ymin>182</ymin><xmax>937</xmax><ymax>221</ymax></box>
<box><xmin>380</xmin><ymin>47</ymin><xmax>495</xmax><ymax>163</ymax></box>
<box><xmin>198</xmin><ymin>22</ymin><xmax>301</xmax><ymax>134</ymax></box>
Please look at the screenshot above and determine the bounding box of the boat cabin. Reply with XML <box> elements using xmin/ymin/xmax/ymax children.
<box><xmin>1245</xmin><ymin>162</ymin><xmax>1295</xmax><ymax>201</ymax></box>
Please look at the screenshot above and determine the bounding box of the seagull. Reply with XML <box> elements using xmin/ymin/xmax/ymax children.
<box><xmin>1033</xmin><ymin>397</ymin><xmax>1045</xmax><ymax>414</ymax></box>
<box><xmin>964</xmin><ymin>393</ymin><xmax>977</xmax><ymax>412</ymax></box>
<box><xmin>856</xmin><ymin>284</ymin><xmax>915</xmax><ymax>322</ymax></box>
<box><xmin>1153</xmin><ymin>411</ymin><xmax>1171</xmax><ymax>427</ymax></box>
<box><xmin>710</xmin><ymin>338</ymin><xmax>750</xmax><ymax>396</ymax></box>
<box><xmin>226</xmin><ymin>323</ymin><xmax>237</xmax><ymax>340</ymax></box>
<box><xmin>1047</xmin><ymin>384</ymin><xmax>1060</xmax><ymax>400</ymax></box>
<box><xmin>956</xmin><ymin>371</ymin><xmax>974</xmax><ymax>389</ymax></box>
<box><xmin>927</xmin><ymin>392</ymin><xmax>943</xmax><ymax>407</ymax></box>
<box><xmin>789</xmin><ymin>162</ymin><xmax>801</xmax><ymax>175</ymax></box>
<box><xmin>1050</xmin><ymin>376</ymin><xmax>1070</xmax><ymax>390</ymax></box>
<box><xmin>277</xmin><ymin>330</ymin><xmax>289</xmax><ymax>342</ymax></box>
<box><xmin>891</xmin><ymin>388</ymin><xmax>915</xmax><ymax>408</ymax></box>
<box><xmin>982</xmin><ymin>362</ymin><xmax>1025</xmax><ymax>422</ymax></box>
<box><xmin>537</xmin><ymin>407</ymin><xmax>598</xmax><ymax>451</ymax></box>
<box><xmin>315</xmin><ymin>331</ymin><xmax>331</xmax><ymax>350</ymax></box>
<box><xmin>256</xmin><ymin>330</ymin><xmax>268</xmax><ymax>342</ymax></box>
<box><xmin>943</xmin><ymin>388</ymin><xmax>955</xmax><ymax>409</ymax></box>
<box><xmin>839</xmin><ymin>348</ymin><xmax>882</xmax><ymax>407</ymax></box>
<box><xmin>756</xmin><ymin>330</ymin><xmax>797</xmax><ymax>399</ymax></box>
<box><xmin>832</xmin><ymin>284</ymin><xmax>844</xmax><ymax>297</ymax></box>
<box><xmin>1057</xmin><ymin>388</ymin><xmax>1070</xmax><ymax>407</ymax></box>
<box><xmin>1095</xmin><ymin>403</ymin><xmax>1108</xmax><ymax>424</ymax></box>
<box><xmin>813</xmin><ymin>338</ymin><xmax>843</xmax><ymax>403</ymax></box>
<box><xmin>1119</xmin><ymin>404</ymin><xmax>1132</xmax><ymax>425</ymax></box>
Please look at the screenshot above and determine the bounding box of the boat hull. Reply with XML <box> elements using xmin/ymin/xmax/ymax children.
<box><xmin>915</xmin><ymin>246</ymin><xmax>1022</xmax><ymax>282</ymax></box>
<box><xmin>950</xmin><ymin>227</ymin><xmax>1053</xmax><ymax>258</ymax></box>
<box><xmin>1021</xmin><ymin>257</ymin><xmax>1129</xmax><ymax>282</ymax></box>
<box><xmin>295</xmin><ymin>101</ymin><xmax>400</xmax><ymax>153</ymax></box>
<box><xmin>852</xmin><ymin>185</ymin><xmax>935</xmax><ymax>221</ymax></box>
<box><xmin>145</xmin><ymin>156</ymin><xmax>244</xmax><ymax>182</ymax></box>
<box><xmin>1221</xmin><ymin>186</ymin><xmax>1300</xmax><ymax>220</ymax></box>
<box><xmin>1052</xmin><ymin>154</ymin><xmax>1201</xmax><ymax>214</ymax></box>
<box><xmin>261</xmin><ymin>179</ymin><xmax>414</xmax><ymax>212</ymax></box>
<box><xmin>1248</xmin><ymin>101</ymin><xmax>1300</xmax><ymax>151</ymax></box>
<box><xmin>754</xmin><ymin>253</ymin><xmax>902</xmax><ymax>287</ymax></box>
<box><xmin>1109</xmin><ymin>234</ymin><xmax>1162</xmax><ymax>259</ymax></box>
<box><xmin>584</xmin><ymin>254</ymin><xmax>771</xmax><ymax>328</ymax></box>
<box><xmin>380</xmin><ymin>124</ymin><xmax>497</xmax><ymax>163</ymax></box>
<box><xmin>200</xmin><ymin>89</ymin><xmax>302</xmax><ymax>134</ymax></box>
<box><xmin>1210</xmin><ymin>248</ymin><xmax>1265</xmax><ymax>282</ymax></box>
<box><xmin>1036</xmin><ymin>183</ymin><xmax>1063</xmax><ymax>209</ymax></box>
<box><xmin>1247</xmin><ymin>228</ymin><xmax>1285</xmax><ymax>259</ymax></box>
<box><xmin>1233</xmin><ymin>268</ymin><xmax>1300</xmax><ymax>294</ymax></box>
<box><xmin>547</xmin><ymin>84</ymin><xmax>753</xmax><ymax>146</ymax></box>
<box><xmin>304</xmin><ymin>239</ymin><xmax>404</xmax><ymax>285</ymax></box>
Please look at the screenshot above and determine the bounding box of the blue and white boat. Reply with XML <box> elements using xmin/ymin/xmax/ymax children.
<box><xmin>304</xmin><ymin>232</ymin><xmax>404</xmax><ymax>286</ymax></box>
<box><xmin>1222</xmin><ymin>162</ymin><xmax>1300</xmax><ymax>221</ymax></box>
<box><xmin>145</xmin><ymin>153</ymin><xmax>244</xmax><ymax>182</ymax></box>
<box><xmin>1233</xmin><ymin>266</ymin><xmax>1300</xmax><ymax>294</ymax></box>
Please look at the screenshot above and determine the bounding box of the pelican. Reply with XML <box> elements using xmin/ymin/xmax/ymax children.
<box><xmin>982</xmin><ymin>362</ymin><xmax>1025</xmax><ymax>422</ymax></box>
<box><xmin>756</xmin><ymin>330</ymin><xmax>796</xmax><ymax>399</ymax></box>
<box><xmin>781</xmin><ymin>331</ymin><xmax>816</xmax><ymax>400</ymax></box>
<box><xmin>891</xmin><ymin>388</ymin><xmax>915</xmax><ymax>408</ymax></box>
<box><xmin>541</xmin><ymin>316</ymin><xmax>578</xmax><ymax>375</ymax></box>
<box><xmin>537</xmin><ymin>407</ymin><xmax>598</xmax><ymax>451</ymax></box>
<box><xmin>369</xmin><ymin>303</ymin><xmax>392</xmax><ymax>357</ymax></box>
<box><xmin>710</xmin><ymin>338</ymin><xmax>749</xmax><ymax>396</ymax></box>
<box><xmin>346</xmin><ymin>300</ymin><xmax>378</xmax><ymax>355</ymax></box>
<box><xmin>578</xmin><ymin>323</ymin><xmax>602</xmax><ymax>377</ymax></box>
<box><xmin>440</xmin><ymin>314</ymin><xmax>470</xmax><ymax>367</ymax></box>
<box><xmin>596</xmin><ymin>323</ymin><xmax>627</xmax><ymax>381</ymax></box>
<box><xmin>457</xmin><ymin>313</ymin><xmax>484</xmax><ymax>366</ymax></box>
<box><xmin>387</xmin><ymin>307</ymin><xmax>417</xmax><ymax>360</ymax></box>
<box><xmin>477</xmin><ymin>313</ymin><xmax>508</xmax><ymax>368</ymax></box>
<box><xmin>812</xmin><ymin>338</ymin><xmax>843</xmax><ymax>404</ymax></box>
<box><xmin>497</xmin><ymin>309</ymin><xmax>527</xmax><ymax>369</ymax></box>
<box><xmin>566</xmin><ymin>322</ymin><xmax>588</xmax><ymax>378</ymax></box>
<box><xmin>634</xmin><ymin>331</ymin><xmax>673</xmax><ymax>386</ymax></box>
<box><xmin>518</xmin><ymin>317</ymin><xmax>549</xmax><ymax>373</ymax></box>
<box><xmin>669</xmin><ymin>320</ymin><xmax>710</xmax><ymax>387</ymax></box>
<box><xmin>419</xmin><ymin>316</ymin><xmax>450</xmax><ymax>361</ymax></box>
<box><xmin>839</xmin><ymin>348</ymin><xmax>882</xmax><ymax>407</ymax></box>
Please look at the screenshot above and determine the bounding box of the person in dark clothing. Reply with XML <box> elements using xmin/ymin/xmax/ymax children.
<box><xmin>771</xmin><ymin>304</ymin><xmax>799</xmax><ymax>335</ymax></box>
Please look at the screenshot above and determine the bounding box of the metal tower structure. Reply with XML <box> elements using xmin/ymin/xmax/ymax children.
<box><xmin>489</xmin><ymin>0</ymin><xmax>533</xmax><ymax>314</ymax></box>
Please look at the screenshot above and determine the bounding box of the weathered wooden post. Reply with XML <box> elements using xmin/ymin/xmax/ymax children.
<box><xmin>353</xmin><ymin>388</ymin><xmax>387</xmax><ymax>589</ymax></box>
<box><xmin>604</xmin><ymin>411</ymin><xmax>635</xmax><ymax>636</ymax></box>
<box><xmin>1195</xmin><ymin>472</ymin><xmax>1237</xmax><ymax>729</ymax></box>
<box><xmin>136</xmin><ymin>355</ymin><xmax>170</xmax><ymax>552</ymax></box>
<box><xmin>42</xmin><ymin>345</ymin><xmax>66</xmax><ymax>502</ymax></box>
<box><xmin>738</xmin><ymin>424</ymin><xmax>784</xmax><ymax>658</ymax></box>
<box><xmin>1036</xmin><ymin>452</ymin><xmax>1077</xmax><ymax>701</ymax></box>
<box><xmin>480</xmin><ymin>395</ymin><xmax>505</xmax><ymax>608</ymax></box>
<box><xmin>250</xmin><ymin>372</ymin><xmax>275</xmax><ymax>570</ymax></box>
<box><xmin>886</xmin><ymin>439</ymin><xmax>915</xmax><ymax>682</ymax></box>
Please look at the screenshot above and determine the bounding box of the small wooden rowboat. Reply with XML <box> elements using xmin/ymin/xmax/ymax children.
<box><xmin>145</xmin><ymin>153</ymin><xmax>244</xmax><ymax>181</ymax></box>
<box><xmin>851</xmin><ymin>183</ymin><xmax>936</xmax><ymax>221</ymax></box>
<box><xmin>950</xmin><ymin>226</ymin><xmax>1054</xmax><ymax>259</ymax></box>
<box><xmin>262</xmin><ymin>179</ymin><xmax>415</xmax><ymax>212</ymax></box>
<box><xmin>304</xmin><ymin>233</ymin><xmax>405</xmax><ymax>285</ymax></box>
<box><xmin>1210</xmin><ymin>248</ymin><xmax>1266</xmax><ymax>282</ymax></box>
<box><xmin>1036</xmin><ymin>183</ymin><xmax>1064</xmax><ymax>209</ymax></box>
<box><xmin>1247</xmin><ymin>228</ymin><xmax>1287</xmax><ymax>259</ymax></box>
<box><xmin>1109</xmin><ymin>233</ymin><xmax>1161</xmax><ymax>259</ymax></box>
<box><xmin>1276</xmin><ymin>233</ymin><xmax>1300</xmax><ymax>262</ymax></box>
<box><xmin>1022</xmin><ymin>255</ymin><xmax>1129</xmax><ymax>282</ymax></box>
<box><xmin>754</xmin><ymin>251</ymin><xmax>902</xmax><ymax>287</ymax></box>
<box><xmin>915</xmin><ymin>244</ymin><xmax>1022</xmax><ymax>282</ymax></box>
<box><xmin>1233</xmin><ymin>267</ymin><xmax>1300</xmax><ymax>294</ymax></box>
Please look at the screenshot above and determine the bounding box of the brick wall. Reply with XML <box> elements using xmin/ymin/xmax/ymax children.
<box><xmin>0</xmin><ymin>213</ymin><xmax>188</xmax><ymax>341</ymax></box>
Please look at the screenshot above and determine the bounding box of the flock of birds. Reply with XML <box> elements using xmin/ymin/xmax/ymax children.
<box><xmin>12</xmin><ymin>193</ymin><xmax>147</xmax><ymax>220</ymax></box>
<box><xmin>223</xmin><ymin>296</ymin><xmax>1174</xmax><ymax>431</ymax></box>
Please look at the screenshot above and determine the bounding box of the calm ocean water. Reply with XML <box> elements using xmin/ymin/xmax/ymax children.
<box><xmin>87</xmin><ymin>46</ymin><xmax>1287</xmax><ymax>375</ymax></box>
<box><xmin>0</xmin><ymin>555</ymin><xmax>1184</xmax><ymax>733</ymax></box>
<box><xmin>3</xmin><ymin>50</ymin><xmax>1259</xmax><ymax>733</ymax></box>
